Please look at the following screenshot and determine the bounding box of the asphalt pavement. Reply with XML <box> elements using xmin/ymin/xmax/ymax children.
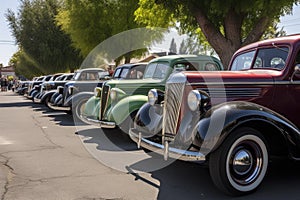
<box><xmin>0</xmin><ymin>91</ymin><xmax>299</xmax><ymax>200</ymax></box>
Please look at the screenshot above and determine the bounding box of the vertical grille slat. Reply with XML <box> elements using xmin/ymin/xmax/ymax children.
<box><xmin>100</xmin><ymin>85</ymin><xmax>110</xmax><ymax>120</ymax></box>
<box><xmin>63</xmin><ymin>85</ymin><xmax>68</xmax><ymax>104</ymax></box>
<box><xmin>163</xmin><ymin>82</ymin><xmax>185</xmax><ymax>137</ymax></box>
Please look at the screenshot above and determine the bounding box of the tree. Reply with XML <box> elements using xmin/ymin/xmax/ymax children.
<box><xmin>135</xmin><ymin>0</ymin><xmax>299</xmax><ymax>69</ymax></box>
<box><xmin>9</xmin><ymin>49</ymin><xmax>44</xmax><ymax>79</ymax></box>
<box><xmin>6</xmin><ymin>0</ymin><xmax>83</xmax><ymax>75</ymax></box>
<box><xmin>169</xmin><ymin>38</ymin><xmax>177</xmax><ymax>54</ymax></box>
<box><xmin>56</xmin><ymin>0</ymin><xmax>159</xmax><ymax>65</ymax></box>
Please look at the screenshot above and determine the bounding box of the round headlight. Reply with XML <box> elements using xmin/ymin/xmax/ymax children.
<box><xmin>148</xmin><ymin>89</ymin><xmax>158</xmax><ymax>106</ymax></box>
<box><xmin>68</xmin><ymin>86</ymin><xmax>74</xmax><ymax>95</ymax></box>
<box><xmin>110</xmin><ymin>89</ymin><xmax>117</xmax><ymax>100</ymax></box>
<box><xmin>94</xmin><ymin>87</ymin><xmax>102</xmax><ymax>97</ymax></box>
<box><xmin>187</xmin><ymin>90</ymin><xmax>201</xmax><ymax>111</ymax></box>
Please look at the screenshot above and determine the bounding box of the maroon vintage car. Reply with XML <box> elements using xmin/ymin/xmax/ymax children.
<box><xmin>129</xmin><ymin>35</ymin><xmax>300</xmax><ymax>195</ymax></box>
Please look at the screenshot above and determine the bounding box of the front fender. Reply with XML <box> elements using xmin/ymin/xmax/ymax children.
<box><xmin>83</xmin><ymin>96</ymin><xmax>101</xmax><ymax>120</ymax></box>
<box><xmin>134</xmin><ymin>103</ymin><xmax>163</xmax><ymax>137</ymax></box>
<box><xmin>64</xmin><ymin>92</ymin><xmax>94</xmax><ymax>107</ymax></box>
<box><xmin>41</xmin><ymin>90</ymin><xmax>56</xmax><ymax>103</ymax></box>
<box><xmin>107</xmin><ymin>95</ymin><xmax>148</xmax><ymax>125</ymax></box>
<box><xmin>194</xmin><ymin>101</ymin><xmax>300</xmax><ymax>158</ymax></box>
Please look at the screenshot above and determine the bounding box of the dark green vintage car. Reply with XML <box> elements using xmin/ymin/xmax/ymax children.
<box><xmin>81</xmin><ymin>55</ymin><xmax>223</xmax><ymax>132</ymax></box>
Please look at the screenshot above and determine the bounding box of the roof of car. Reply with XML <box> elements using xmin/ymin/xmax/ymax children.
<box><xmin>115</xmin><ymin>62</ymin><xmax>148</xmax><ymax>69</ymax></box>
<box><xmin>75</xmin><ymin>68</ymin><xmax>106</xmax><ymax>72</ymax></box>
<box><xmin>236</xmin><ymin>34</ymin><xmax>300</xmax><ymax>54</ymax></box>
<box><xmin>149</xmin><ymin>54</ymin><xmax>220</xmax><ymax>63</ymax></box>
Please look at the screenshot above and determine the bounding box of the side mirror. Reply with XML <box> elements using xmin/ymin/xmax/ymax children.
<box><xmin>290</xmin><ymin>64</ymin><xmax>300</xmax><ymax>82</ymax></box>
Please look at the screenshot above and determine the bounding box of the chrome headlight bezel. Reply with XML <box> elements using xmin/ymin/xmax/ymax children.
<box><xmin>109</xmin><ymin>88</ymin><xmax>126</xmax><ymax>101</ymax></box>
<box><xmin>57</xmin><ymin>86</ymin><xmax>64</xmax><ymax>94</ymax></box>
<box><xmin>110</xmin><ymin>89</ymin><xmax>117</xmax><ymax>100</ymax></box>
<box><xmin>148</xmin><ymin>89</ymin><xmax>158</xmax><ymax>106</ymax></box>
<box><xmin>68</xmin><ymin>86</ymin><xmax>75</xmax><ymax>95</ymax></box>
<box><xmin>94</xmin><ymin>87</ymin><xmax>102</xmax><ymax>97</ymax></box>
<box><xmin>187</xmin><ymin>90</ymin><xmax>202</xmax><ymax>111</ymax></box>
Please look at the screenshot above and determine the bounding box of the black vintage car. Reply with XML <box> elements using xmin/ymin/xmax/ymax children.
<box><xmin>26</xmin><ymin>74</ymin><xmax>59</xmax><ymax>100</ymax></box>
<box><xmin>33</xmin><ymin>73</ymin><xmax>74</xmax><ymax>106</ymax></box>
<box><xmin>48</xmin><ymin>68</ymin><xmax>110</xmax><ymax>114</ymax></box>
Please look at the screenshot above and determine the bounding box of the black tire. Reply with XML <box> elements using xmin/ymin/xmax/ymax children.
<box><xmin>208</xmin><ymin>127</ymin><xmax>268</xmax><ymax>196</ymax></box>
<box><xmin>44</xmin><ymin>96</ymin><xmax>51</xmax><ymax>108</ymax></box>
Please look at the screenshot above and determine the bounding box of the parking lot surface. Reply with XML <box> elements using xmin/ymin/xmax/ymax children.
<box><xmin>0</xmin><ymin>92</ymin><xmax>299</xmax><ymax>200</ymax></box>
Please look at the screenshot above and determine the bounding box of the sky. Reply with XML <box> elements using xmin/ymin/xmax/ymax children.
<box><xmin>0</xmin><ymin>1</ymin><xmax>300</xmax><ymax>67</ymax></box>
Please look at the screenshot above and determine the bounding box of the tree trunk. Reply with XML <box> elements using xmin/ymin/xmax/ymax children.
<box><xmin>194</xmin><ymin>9</ymin><xmax>238</xmax><ymax>69</ymax></box>
<box><xmin>194</xmin><ymin>8</ymin><xmax>271</xmax><ymax>70</ymax></box>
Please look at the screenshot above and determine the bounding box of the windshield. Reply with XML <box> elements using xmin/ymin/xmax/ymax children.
<box><xmin>144</xmin><ymin>62</ymin><xmax>171</xmax><ymax>79</ymax></box>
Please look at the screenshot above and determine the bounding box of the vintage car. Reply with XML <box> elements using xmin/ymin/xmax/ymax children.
<box><xmin>33</xmin><ymin>73</ymin><xmax>74</xmax><ymax>106</ymax></box>
<box><xmin>25</xmin><ymin>75</ymin><xmax>53</xmax><ymax>99</ymax></box>
<box><xmin>14</xmin><ymin>79</ymin><xmax>32</xmax><ymax>95</ymax></box>
<box><xmin>129</xmin><ymin>35</ymin><xmax>300</xmax><ymax>195</ymax></box>
<box><xmin>77</xmin><ymin>62</ymin><xmax>147</xmax><ymax>124</ymax></box>
<box><xmin>82</xmin><ymin>55</ymin><xmax>223</xmax><ymax>131</ymax></box>
<box><xmin>48</xmin><ymin>68</ymin><xmax>110</xmax><ymax>114</ymax></box>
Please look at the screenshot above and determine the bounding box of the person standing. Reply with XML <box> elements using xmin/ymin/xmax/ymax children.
<box><xmin>1</xmin><ymin>76</ymin><xmax>8</xmax><ymax>92</ymax></box>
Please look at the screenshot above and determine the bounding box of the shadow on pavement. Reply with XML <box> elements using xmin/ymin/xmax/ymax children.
<box><xmin>127</xmin><ymin>156</ymin><xmax>300</xmax><ymax>200</ymax></box>
<box><xmin>76</xmin><ymin>128</ymin><xmax>137</xmax><ymax>151</ymax></box>
<box><xmin>76</xmin><ymin>126</ymin><xmax>300</xmax><ymax>199</ymax></box>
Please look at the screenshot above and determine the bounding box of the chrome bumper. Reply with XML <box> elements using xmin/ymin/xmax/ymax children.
<box><xmin>129</xmin><ymin>128</ymin><xmax>206</xmax><ymax>162</ymax></box>
<box><xmin>80</xmin><ymin>115</ymin><xmax>116</xmax><ymax>128</ymax></box>
<box><xmin>33</xmin><ymin>97</ymin><xmax>42</xmax><ymax>103</ymax></box>
<box><xmin>47</xmin><ymin>103</ymin><xmax>71</xmax><ymax>111</ymax></box>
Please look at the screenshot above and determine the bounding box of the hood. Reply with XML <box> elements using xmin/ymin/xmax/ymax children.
<box><xmin>179</xmin><ymin>70</ymin><xmax>281</xmax><ymax>85</ymax></box>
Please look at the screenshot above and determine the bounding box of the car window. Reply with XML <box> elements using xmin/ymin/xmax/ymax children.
<box><xmin>98</xmin><ymin>71</ymin><xmax>109</xmax><ymax>79</ymax></box>
<box><xmin>120</xmin><ymin>68</ymin><xmax>129</xmax><ymax>78</ymax></box>
<box><xmin>113</xmin><ymin>68</ymin><xmax>122</xmax><ymax>78</ymax></box>
<box><xmin>231</xmin><ymin>51</ymin><xmax>255</xmax><ymax>71</ymax></box>
<box><xmin>173</xmin><ymin>61</ymin><xmax>220</xmax><ymax>72</ymax></box>
<box><xmin>144</xmin><ymin>62</ymin><xmax>170</xmax><ymax>79</ymax></box>
<box><xmin>253</xmin><ymin>47</ymin><xmax>288</xmax><ymax>70</ymax></box>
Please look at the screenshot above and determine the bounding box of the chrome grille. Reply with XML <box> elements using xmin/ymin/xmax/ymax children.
<box><xmin>162</xmin><ymin>77</ymin><xmax>186</xmax><ymax>137</ymax></box>
<box><xmin>63</xmin><ymin>85</ymin><xmax>68</xmax><ymax>104</ymax></box>
<box><xmin>100</xmin><ymin>84</ymin><xmax>110</xmax><ymax>120</ymax></box>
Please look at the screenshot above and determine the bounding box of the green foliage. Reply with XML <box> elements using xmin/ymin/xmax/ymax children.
<box><xmin>135</xmin><ymin>0</ymin><xmax>299</xmax><ymax>68</ymax></box>
<box><xmin>56</xmin><ymin>0</ymin><xmax>156</xmax><ymax>65</ymax></box>
<box><xmin>6</xmin><ymin>0</ymin><xmax>83</xmax><ymax>76</ymax></box>
<box><xmin>10</xmin><ymin>49</ymin><xmax>44</xmax><ymax>79</ymax></box>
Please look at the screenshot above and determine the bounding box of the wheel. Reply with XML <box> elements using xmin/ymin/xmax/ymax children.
<box><xmin>208</xmin><ymin>127</ymin><xmax>268</xmax><ymax>196</ymax></box>
<box><xmin>45</xmin><ymin>96</ymin><xmax>51</xmax><ymax>108</ymax></box>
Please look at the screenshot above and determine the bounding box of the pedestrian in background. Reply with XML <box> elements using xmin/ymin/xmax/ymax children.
<box><xmin>0</xmin><ymin>76</ymin><xmax>8</xmax><ymax>92</ymax></box>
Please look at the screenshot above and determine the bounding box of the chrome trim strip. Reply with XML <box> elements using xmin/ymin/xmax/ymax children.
<box><xmin>80</xmin><ymin>115</ymin><xmax>116</xmax><ymax>128</ymax></box>
<box><xmin>33</xmin><ymin>97</ymin><xmax>42</xmax><ymax>103</ymax></box>
<box><xmin>47</xmin><ymin>103</ymin><xmax>71</xmax><ymax>111</ymax></box>
<box><xmin>189</xmin><ymin>81</ymin><xmax>300</xmax><ymax>86</ymax></box>
<box><xmin>129</xmin><ymin>129</ymin><xmax>206</xmax><ymax>162</ymax></box>
<box><xmin>201</xmin><ymin>88</ymin><xmax>262</xmax><ymax>98</ymax></box>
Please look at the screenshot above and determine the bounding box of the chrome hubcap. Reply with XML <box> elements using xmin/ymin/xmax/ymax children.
<box><xmin>229</xmin><ymin>140</ymin><xmax>263</xmax><ymax>186</ymax></box>
<box><xmin>232</xmin><ymin>150</ymin><xmax>253</xmax><ymax>176</ymax></box>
